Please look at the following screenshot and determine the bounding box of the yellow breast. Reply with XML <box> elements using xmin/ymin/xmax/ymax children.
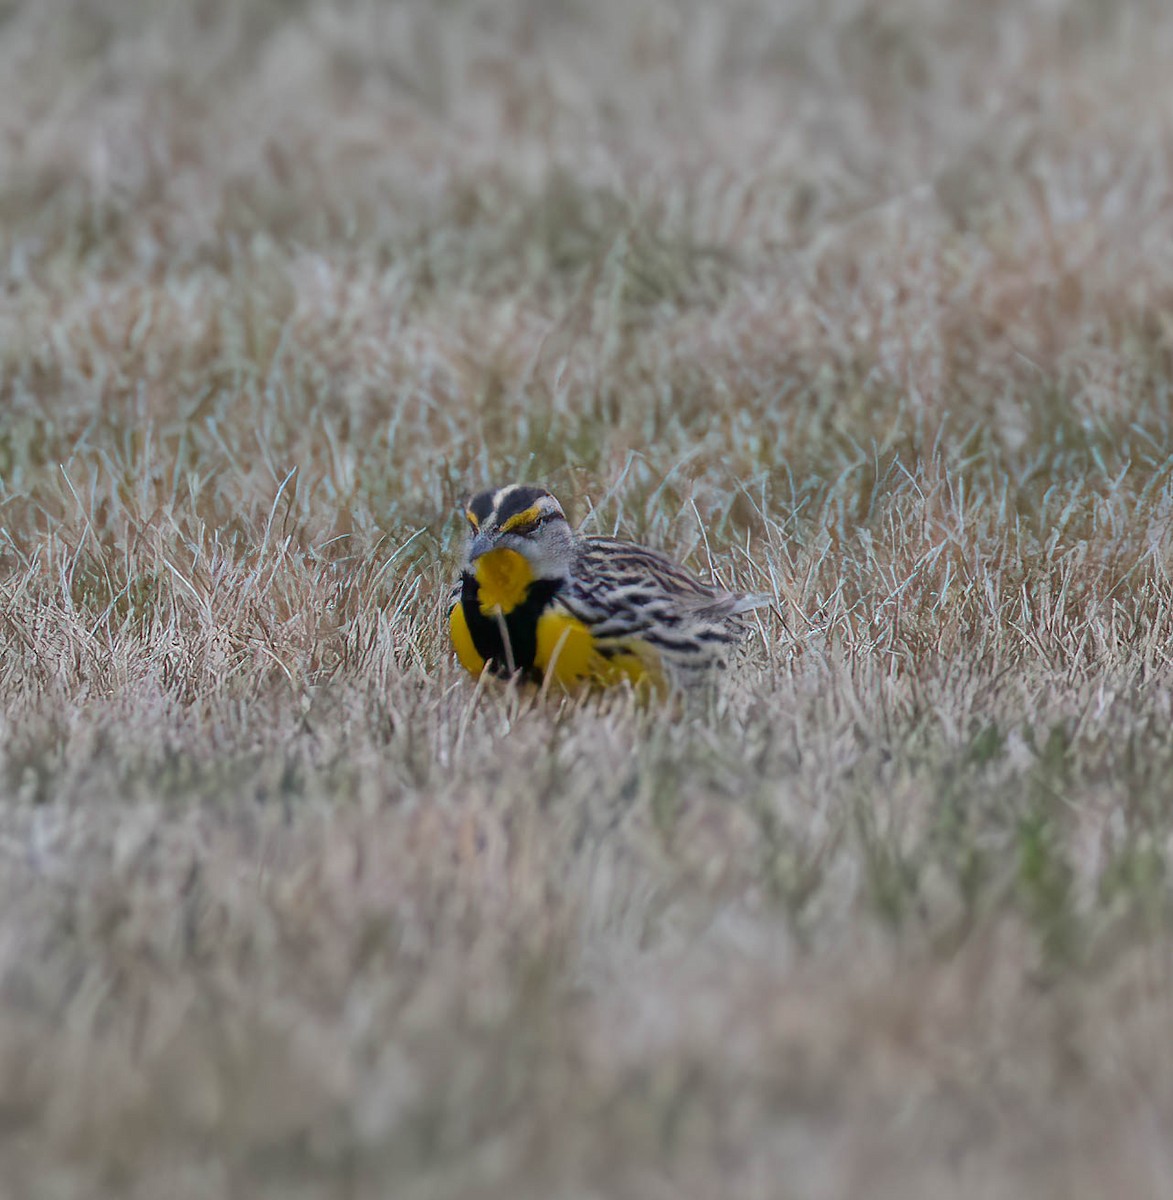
<box><xmin>449</xmin><ymin>602</ymin><xmax>486</xmax><ymax>677</ymax></box>
<box><xmin>535</xmin><ymin>608</ymin><xmax>661</xmax><ymax>692</ymax></box>
<box><xmin>449</xmin><ymin>559</ymin><xmax>662</xmax><ymax>693</ymax></box>
<box><xmin>474</xmin><ymin>548</ymin><xmax>533</xmax><ymax>614</ymax></box>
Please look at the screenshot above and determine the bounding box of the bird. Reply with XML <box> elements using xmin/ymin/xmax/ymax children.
<box><xmin>448</xmin><ymin>484</ymin><xmax>767</xmax><ymax>693</ymax></box>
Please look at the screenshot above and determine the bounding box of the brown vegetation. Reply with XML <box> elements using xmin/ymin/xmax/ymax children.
<box><xmin>3</xmin><ymin>0</ymin><xmax>1173</xmax><ymax>1195</ymax></box>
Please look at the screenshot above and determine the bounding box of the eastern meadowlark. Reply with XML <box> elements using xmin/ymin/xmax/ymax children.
<box><xmin>448</xmin><ymin>484</ymin><xmax>766</xmax><ymax>692</ymax></box>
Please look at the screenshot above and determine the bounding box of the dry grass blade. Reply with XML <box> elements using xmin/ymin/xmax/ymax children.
<box><xmin>3</xmin><ymin>0</ymin><xmax>1173</xmax><ymax>1197</ymax></box>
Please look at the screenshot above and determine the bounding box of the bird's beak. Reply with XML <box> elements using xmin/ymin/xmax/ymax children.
<box><xmin>467</xmin><ymin>531</ymin><xmax>495</xmax><ymax>562</ymax></box>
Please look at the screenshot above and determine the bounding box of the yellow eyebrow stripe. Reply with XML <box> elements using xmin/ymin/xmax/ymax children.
<box><xmin>499</xmin><ymin>504</ymin><xmax>543</xmax><ymax>534</ymax></box>
<box><xmin>466</xmin><ymin>510</ymin><xmax>480</xmax><ymax>529</ymax></box>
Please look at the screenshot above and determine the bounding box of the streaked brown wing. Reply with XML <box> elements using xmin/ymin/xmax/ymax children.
<box><xmin>565</xmin><ymin>537</ymin><xmax>753</xmax><ymax>646</ymax></box>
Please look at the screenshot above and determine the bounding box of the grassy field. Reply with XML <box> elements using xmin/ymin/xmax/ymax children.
<box><xmin>3</xmin><ymin>0</ymin><xmax>1173</xmax><ymax>1195</ymax></box>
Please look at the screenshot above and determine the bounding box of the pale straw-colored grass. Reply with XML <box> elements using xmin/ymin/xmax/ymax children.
<box><xmin>3</xmin><ymin>1</ymin><xmax>1173</xmax><ymax>1196</ymax></box>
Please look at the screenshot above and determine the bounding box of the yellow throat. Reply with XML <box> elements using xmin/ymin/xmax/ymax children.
<box><xmin>474</xmin><ymin>548</ymin><xmax>534</xmax><ymax>614</ymax></box>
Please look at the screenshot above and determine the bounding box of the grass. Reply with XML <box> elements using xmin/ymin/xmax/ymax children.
<box><xmin>3</xmin><ymin>0</ymin><xmax>1173</xmax><ymax>1195</ymax></box>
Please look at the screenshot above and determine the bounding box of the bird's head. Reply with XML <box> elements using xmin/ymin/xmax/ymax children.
<box><xmin>461</xmin><ymin>485</ymin><xmax>575</xmax><ymax>592</ymax></box>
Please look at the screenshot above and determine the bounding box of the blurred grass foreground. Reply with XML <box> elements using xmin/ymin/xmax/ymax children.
<box><xmin>3</xmin><ymin>1</ymin><xmax>1173</xmax><ymax>1197</ymax></box>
